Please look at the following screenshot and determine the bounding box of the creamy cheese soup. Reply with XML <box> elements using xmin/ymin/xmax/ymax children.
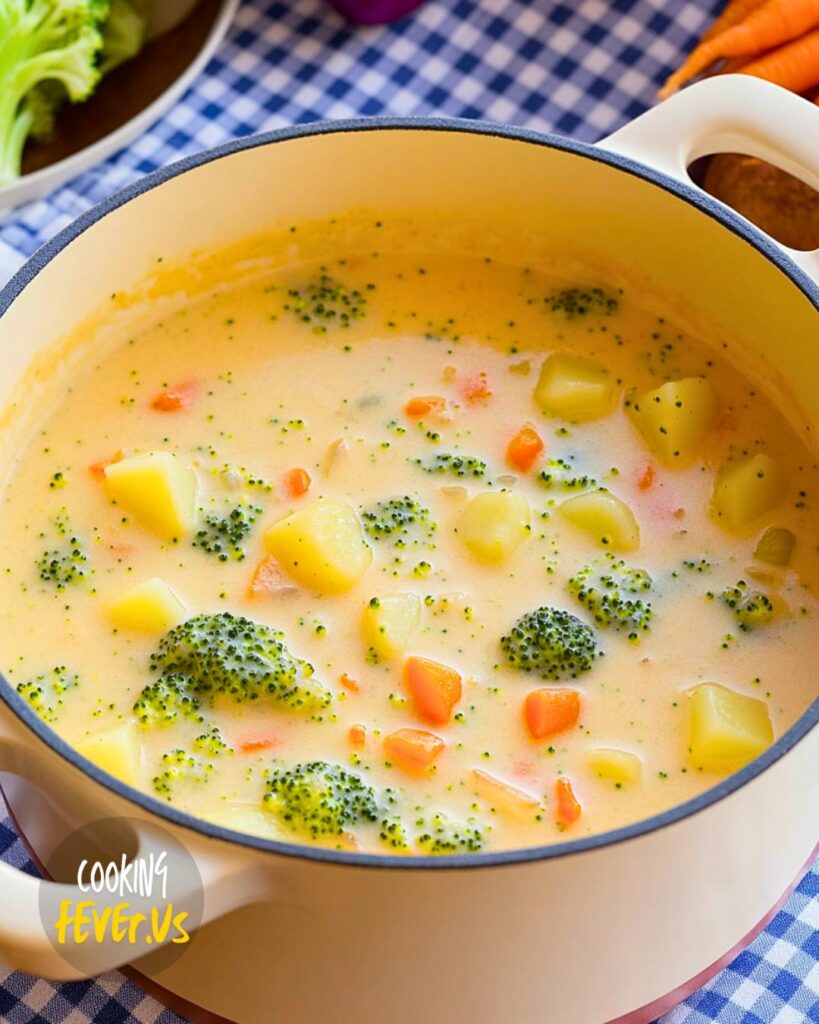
<box><xmin>0</xmin><ymin>219</ymin><xmax>817</xmax><ymax>855</ymax></box>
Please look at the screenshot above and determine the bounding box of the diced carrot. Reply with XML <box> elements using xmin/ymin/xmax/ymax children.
<box><xmin>283</xmin><ymin>467</ymin><xmax>311</xmax><ymax>498</ymax></box>
<box><xmin>349</xmin><ymin>724</ymin><xmax>367</xmax><ymax>747</ymax></box>
<box><xmin>239</xmin><ymin>732</ymin><xmax>280</xmax><ymax>754</ymax></box>
<box><xmin>151</xmin><ymin>379</ymin><xmax>199</xmax><ymax>412</ymax></box>
<box><xmin>524</xmin><ymin>689</ymin><xmax>580</xmax><ymax>740</ymax></box>
<box><xmin>461</xmin><ymin>371</ymin><xmax>493</xmax><ymax>405</ymax></box>
<box><xmin>405</xmin><ymin>656</ymin><xmax>462</xmax><ymax>724</ymax></box>
<box><xmin>506</xmin><ymin>424</ymin><xmax>544</xmax><ymax>472</ymax></box>
<box><xmin>383</xmin><ymin>727</ymin><xmax>444</xmax><ymax>771</ymax></box>
<box><xmin>339</xmin><ymin>672</ymin><xmax>361</xmax><ymax>694</ymax></box>
<box><xmin>638</xmin><ymin>463</ymin><xmax>656</xmax><ymax>491</ymax></box>
<box><xmin>89</xmin><ymin>450</ymin><xmax>124</xmax><ymax>481</ymax></box>
<box><xmin>555</xmin><ymin>777</ymin><xmax>582</xmax><ymax>828</ymax></box>
<box><xmin>247</xmin><ymin>556</ymin><xmax>296</xmax><ymax>599</ymax></box>
<box><xmin>404</xmin><ymin>395</ymin><xmax>447</xmax><ymax>418</ymax></box>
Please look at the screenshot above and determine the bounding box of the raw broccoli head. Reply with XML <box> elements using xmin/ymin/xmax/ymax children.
<box><xmin>720</xmin><ymin>581</ymin><xmax>775</xmax><ymax>632</ymax></box>
<box><xmin>501</xmin><ymin>606</ymin><xmax>598</xmax><ymax>679</ymax></box>
<box><xmin>568</xmin><ymin>557</ymin><xmax>653</xmax><ymax>641</ymax></box>
<box><xmin>263</xmin><ymin>761</ymin><xmax>379</xmax><ymax>839</ymax></box>
<box><xmin>416</xmin><ymin>812</ymin><xmax>486</xmax><ymax>854</ymax></box>
<box><xmin>99</xmin><ymin>0</ymin><xmax>145</xmax><ymax>74</ymax></box>
<box><xmin>361</xmin><ymin>494</ymin><xmax>435</xmax><ymax>546</ymax></box>
<box><xmin>134</xmin><ymin>613</ymin><xmax>331</xmax><ymax>725</ymax></box>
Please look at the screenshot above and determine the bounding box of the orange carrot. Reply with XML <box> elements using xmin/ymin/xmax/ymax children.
<box><xmin>739</xmin><ymin>25</ymin><xmax>819</xmax><ymax>91</ymax></box>
<box><xmin>507</xmin><ymin>424</ymin><xmax>545</xmax><ymax>473</ymax></box>
<box><xmin>247</xmin><ymin>556</ymin><xmax>295</xmax><ymax>599</ymax></box>
<box><xmin>701</xmin><ymin>0</ymin><xmax>768</xmax><ymax>43</ymax></box>
<box><xmin>383</xmin><ymin>728</ymin><xmax>444</xmax><ymax>771</ymax></box>
<box><xmin>339</xmin><ymin>672</ymin><xmax>361</xmax><ymax>694</ymax></box>
<box><xmin>89</xmin><ymin>450</ymin><xmax>124</xmax><ymax>481</ymax></box>
<box><xmin>239</xmin><ymin>732</ymin><xmax>279</xmax><ymax>754</ymax></box>
<box><xmin>283</xmin><ymin>467</ymin><xmax>311</xmax><ymax>498</ymax></box>
<box><xmin>660</xmin><ymin>0</ymin><xmax>819</xmax><ymax>97</ymax></box>
<box><xmin>461</xmin><ymin>371</ymin><xmax>493</xmax><ymax>405</ymax></box>
<box><xmin>524</xmin><ymin>689</ymin><xmax>580</xmax><ymax>740</ymax></box>
<box><xmin>405</xmin><ymin>656</ymin><xmax>462</xmax><ymax>724</ymax></box>
<box><xmin>349</xmin><ymin>724</ymin><xmax>367</xmax><ymax>747</ymax></box>
<box><xmin>151</xmin><ymin>379</ymin><xmax>199</xmax><ymax>412</ymax></box>
<box><xmin>638</xmin><ymin>463</ymin><xmax>656</xmax><ymax>491</ymax></box>
<box><xmin>405</xmin><ymin>395</ymin><xmax>446</xmax><ymax>418</ymax></box>
<box><xmin>555</xmin><ymin>777</ymin><xmax>582</xmax><ymax>828</ymax></box>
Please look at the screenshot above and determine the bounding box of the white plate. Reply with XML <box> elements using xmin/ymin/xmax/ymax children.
<box><xmin>0</xmin><ymin>0</ymin><xmax>239</xmax><ymax>214</ymax></box>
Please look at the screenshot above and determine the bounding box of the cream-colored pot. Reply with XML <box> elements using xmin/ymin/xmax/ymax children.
<box><xmin>0</xmin><ymin>76</ymin><xmax>817</xmax><ymax>1024</ymax></box>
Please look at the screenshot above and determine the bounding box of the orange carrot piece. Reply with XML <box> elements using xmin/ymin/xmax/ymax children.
<box><xmin>339</xmin><ymin>672</ymin><xmax>361</xmax><ymax>694</ymax></box>
<box><xmin>239</xmin><ymin>733</ymin><xmax>279</xmax><ymax>754</ymax></box>
<box><xmin>383</xmin><ymin>728</ymin><xmax>444</xmax><ymax>771</ymax></box>
<box><xmin>349</xmin><ymin>724</ymin><xmax>367</xmax><ymax>747</ymax></box>
<box><xmin>739</xmin><ymin>25</ymin><xmax>819</xmax><ymax>91</ymax></box>
<box><xmin>660</xmin><ymin>0</ymin><xmax>819</xmax><ymax>97</ymax></box>
<box><xmin>701</xmin><ymin>0</ymin><xmax>768</xmax><ymax>43</ymax></box>
<box><xmin>461</xmin><ymin>371</ymin><xmax>493</xmax><ymax>405</ymax></box>
<box><xmin>507</xmin><ymin>424</ymin><xmax>545</xmax><ymax>473</ymax></box>
<box><xmin>555</xmin><ymin>777</ymin><xmax>582</xmax><ymax>827</ymax></box>
<box><xmin>282</xmin><ymin>467</ymin><xmax>311</xmax><ymax>498</ymax></box>
<box><xmin>247</xmin><ymin>556</ymin><xmax>294</xmax><ymax>599</ymax></box>
<box><xmin>638</xmin><ymin>463</ymin><xmax>656</xmax><ymax>491</ymax></box>
<box><xmin>524</xmin><ymin>689</ymin><xmax>581</xmax><ymax>740</ymax></box>
<box><xmin>405</xmin><ymin>656</ymin><xmax>462</xmax><ymax>725</ymax></box>
<box><xmin>151</xmin><ymin>379</ymin><xmax>199</xmax><ymax>412</ymax></box>
<box><xmin>89</xmin><ymin>450</ymin><xmax>124</xmax><ymax>481</ymax></box>
<box><xmin>405</xmin><ymin>395</ymin><xmax>446</xmax><ymax>418</ymax></box>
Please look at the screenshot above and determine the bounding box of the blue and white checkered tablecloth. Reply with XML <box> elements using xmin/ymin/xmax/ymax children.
<box><xmin>0</xmin><ymin>1</ymin><xmax>817</xmax><ymax>1021</ymax></box>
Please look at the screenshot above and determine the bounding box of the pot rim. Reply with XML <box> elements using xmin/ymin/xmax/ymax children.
<box><xmin>0</xmin><ymin>116</ymin><xmax>817</xmax><ymax>871</ymax></box>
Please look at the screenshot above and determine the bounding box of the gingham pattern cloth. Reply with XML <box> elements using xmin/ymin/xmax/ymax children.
<box><xmin>0</xmin><ymin>0</ymin><xmax>816</xmax><ymax>1021</ymax></box>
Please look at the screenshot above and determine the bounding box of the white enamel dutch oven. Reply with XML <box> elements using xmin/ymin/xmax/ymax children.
<box><xmin>0</xmin><ymin>76</ymin><xmax>817</xmax><ymax>1024</ymax></box>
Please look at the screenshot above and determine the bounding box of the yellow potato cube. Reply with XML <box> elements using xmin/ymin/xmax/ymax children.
<box><xmin>588</xmin><ymin>748</ymin><xmax>642</xmax><ymax>785</ymax></box>
<box><xmin>76</xmin><ymin>722</ymin><xmax>142</xmax><ymax>787</ymax></box>
<box><xmin>204</xmin><ymin>803</ymin><xmax>284</xmax><ymax>840</ymax></box>
<box><xmin>456</xmin><ymin>491</ymin><xmax>531</xmax><ymax>563</ymax></box>
<box><xmin>713</xmin><ymin>454</ymin><xmax>786</xmax><ymax>531</ymax></box>
<box><xmin>560</xmin><ymin>490</ymin><xmax>640</xmax><ymax>551</ymax></box>
<box><xmin>108</xmin><ymin>577</ymin><xmax>188</xmax><ymax>634</ymax></box>
<box><xmin>104</xmin><ymin>451</ymin><xmax>199</xmax><ymax>540</ymax></box>
<box><xmin>264</xmin><ymin>498</ymin><xmax>372</xmax><ymax>594</ymax></box>
<box><xmin>688</xmin><ymin>683</ymin><xmax>774</xmax><ymax>772</ymax></box>
<box><xmin>627</xmin><ymin>377</ymin><xmax>718</xmax><ymax>464</ymax></box>
<box><xmin>362</xmin><ymin>593</ymin><xmax>421</xmax><ymax>660</ymax></box>
<box><xmin>471</xmin><ymin>769</ymin><xmax>540</xmax><ymax>819</ymax></box>
<box><xmin>534</xmin><ymin>353</ymin><xmax>618</xmax><ymax>423</ymax></box>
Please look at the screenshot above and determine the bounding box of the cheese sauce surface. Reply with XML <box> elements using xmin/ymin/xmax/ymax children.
<box><xmin>0</xmin><ymin>226</ymin><xmax>817</xmax><ymax>855</ymax></box>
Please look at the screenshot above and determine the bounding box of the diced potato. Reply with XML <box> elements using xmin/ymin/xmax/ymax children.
<box><xmin>713</xmin><ymin>454</ymin><xmax>785</xmax><ymax>532</ymax></box>
<box><xmin>627</xmin><ymin>377</ymin><xmax>718</xmax><ymax>464</ymax></box>
<box><xmin>204</xmin><ymin>803</ymin><xmax>284</xmax><ymax>840</ymax></box>
<box><xmin>108</xmin><ymin>577</ymin><xmax>188</xmax><ymax>633</ymax></box>
<box><xmin>264</xmin><ymin>498</ymin><xmax>372</xmax><ymax>594</ymax></box>
<box><xmin>104</xmin><ymin>451</ymin><xmax>199</xmax><ymax>540</ymax></box>
<box><xmin>471</xmin><ymin>769</ymin><xmax>540</xmax><ymax>819</ymax></box>
<box><xmin>560</xmin><ymin>490</ymin><xmax>640</xmax><ymax>551</ymax></box>
<box><xmin>588</xmin><ymin>748</ymin><xmax>642</xmax><ymax>785</ymax></box>
<box><xmin>754</xmin><ymin>527</ymin><xmax>795</xmax><ymax>567</ymax></box>
<box><xmin>534</xmin><ymin>353</ymin><xmax>618</xmax><ymax>423</ymax></box>
<box><xmin>76</xmin><ymin>722</ymin><xmax>142</xmax><ymax>787</ymax></box>
<box><xmin>688</xmin><ymin>683</ymin><xmax>774</xmax><ymax>772</ymax></box>
<box><xmin>362</xmin><ymin>593</ymin><xmax>421</xmax><ymax>660</ymax></box>
<box><xmin>456</xmin><ymin>491</ymin><xmax>531</xmax><ymax>563</ymax></box>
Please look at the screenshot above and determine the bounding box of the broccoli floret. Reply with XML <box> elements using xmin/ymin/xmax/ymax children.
<box><xmin>720</xmin><ymin>581</ymin><xmax>775</xmax><ymax>631</ymax></box>
<box><xmin>99</xmin><ymin>0</ymin><xmax>145</xmax><ymax>73</ymax></box>
<box><xmin>379</xmin><ymin>816</ymin><xmax>411</xmax><ymax>851</ymax></box>
<box><xmin>152</xmin><ymin>748</ymin><xmax>212</xmax><ymax>798</ymax></box>
<box><xmin>412</xmin><ymin>453</ymin><xmax>487</xmax><ymax>478</ymax></box>
<box><xmin>361</xmin><ymin>494</ymin><xmax>436</xmax><ymax>546</ymax></box>
<box><xmin>416</xmin><ymin>812</ymin><xmax>485</xmax><ymax>854</ymax></box>
<box><xmin>501</xmin><ymin>606</ymin><xmax>598</xmax><ymax>679</ymax></box>
<box><xmin>134</xmin><ymin>613</ymin><xmax>330</xmax><ymax>725</ymax></box>
<box><xmin>192</xmin><ymin>502</ymin><xmax>262</xmax><ymax>562</ymax></box>
<box><xmin>16</xmin><ymin>665</ymin><xmax>79</xmax><ymax>722</ymax></box>
<box><xmin>568</xmin><ymin>557</ymin><xmax>653</xmax><ymax>641</ymax></box>
<box><xmin>682</xmin><ymin>557</ymin><xmax>712</xmax><ymax>574</ymax></box>
<box><xmin>0</xmin><ymin>0</ymin><xmax>109</xmax><ymax>186</ymax></box>
<box><xmin>263</xmin><ymin>761</ymin><xmax>379</xmax><ymax>839</ymax></box>
<box><xmin>544</xmin><ymin>286</ymin><xmax>619</xmax><ymax>319</ymax></box>
<box><xmin>282</xmin><ymin>272</ymin><xmax>370</xmax><ymax>334</ymax></box>
<box><xmin>538</xmin><ymin>456</ymin><xmax>598</xmax><ymax>491</ymax></box>
<box><xmin>192</xmin><ymin>725</ymin><xmax>233</xmax><ymax>759</ymax></box>
<box><xmin>38</xmin><ymin>536</ymin><xmax>89</xmax><ymax>588</ymax></box>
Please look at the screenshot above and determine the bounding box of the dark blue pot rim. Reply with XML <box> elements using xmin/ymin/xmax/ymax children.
<box><xmin>0</xmin><ymin>116</ymin><xmax>816</xmax><ymax>871</ymax></box>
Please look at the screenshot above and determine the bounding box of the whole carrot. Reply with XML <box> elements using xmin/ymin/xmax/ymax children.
<box><xmin>739</xmin><ymin>25</ymin><xmax>819</xmax><ymax>92</ymax></box>
<box><xmin>660</xmin><ymin>0</ymin><xmax>819</xmax><ymax>97</ymax></box>
<box><xmin>700</xmin><ymin>0</ymin><xmax>767</xmax><ymax>43</ymax></box>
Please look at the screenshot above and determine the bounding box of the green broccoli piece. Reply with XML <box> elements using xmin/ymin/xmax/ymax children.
<box><xmin>720</xmin><ymin>581</ymin><xmax>775</xmax><ymax>632</ymax></box>
<box><xmin>263</xmin><ymin>761</ymin><xmax>379</xmax><ymax>839</ymax></box>
<box><xmin>282</xmin><ymin>272</ymin><xmax>370</xmax><ymax>334</ymax></box>
<box><xmin>99</xmin><ymin>0</ymin><xmax>145</xmax><ymax>74</ymax></box>
<box><xmin>192</xmin><ymin>725</ymin><xmax>233</xmax><ymax>759</ymax></box>
<box><xmin>416</xmin><ymin>812</ymin><xmax>485</xmax><ymax>854</ymax></box>
<box><xmin>16</xmin><ymin>665</ymin><xmax>79</xmax><ymax>722</ymax></box>
<box><xmin>379</xmin><ymin>816</ymin><xmax>411</xmax><ymax>851</ymax></box>
<box><xmin>152</xmin><ymin>748</ymin><xmax>212</xmax><ymax>798</ymax></box>
<box><xmin>0</xmin><ymin>0</ymin><xmax>110</xmax><ymax>186</ymax></box>
<box><xmin>361</xmin><ymin>494</ymin><xmax>436</xmax><ymax>546</ymax></box>
<box><xmin>538</xmin><ymin>456</ymin><xmax>598</xmax><ymax>491</ymax></box>
<box><xmin>38</xmin><ymin>538</ymin><xmax>89</xmax><ymax>588</ymax></box>
<box><xmin>568</xmin><ymin>557</ymin><xmax>653</xmax><ymax>641</ymax></box>
<box><xmin>501</xmin><ymin>606</ymin><xmax>598</xmax><ymax>679</ymax></box>
<box><xmin>134</xmin><ymin>613</ymin><xmax>330</xmax><ymax>725</ymax></box>
<box><xmin>192</xmin><ymin>502</ymin><xmax>262</xmax><ymax>562</ymax></box>
<box><xmin>412</xmin><ymin>452</ymin><xmax>487</xmax><ymax>478</ymax></box>
<box><xmin>682</xmin><ymin>557</ymin><xmax>712</xmax><ymax>574</ymax></box>
<box><xmin>544</xmin><ymin>286</ymin><xmax>619</xmax><ymax>319</ymax></box>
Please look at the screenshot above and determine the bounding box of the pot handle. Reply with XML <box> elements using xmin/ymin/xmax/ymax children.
<box><xmin>0</xmin><ymin>708</ymin><xmax>262</xmax><ymax>980</ymax></box>
<box><xmin>599</xmin><ymin>75</ymin><xmax>819</xmax><ymax>286</ymax></box>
